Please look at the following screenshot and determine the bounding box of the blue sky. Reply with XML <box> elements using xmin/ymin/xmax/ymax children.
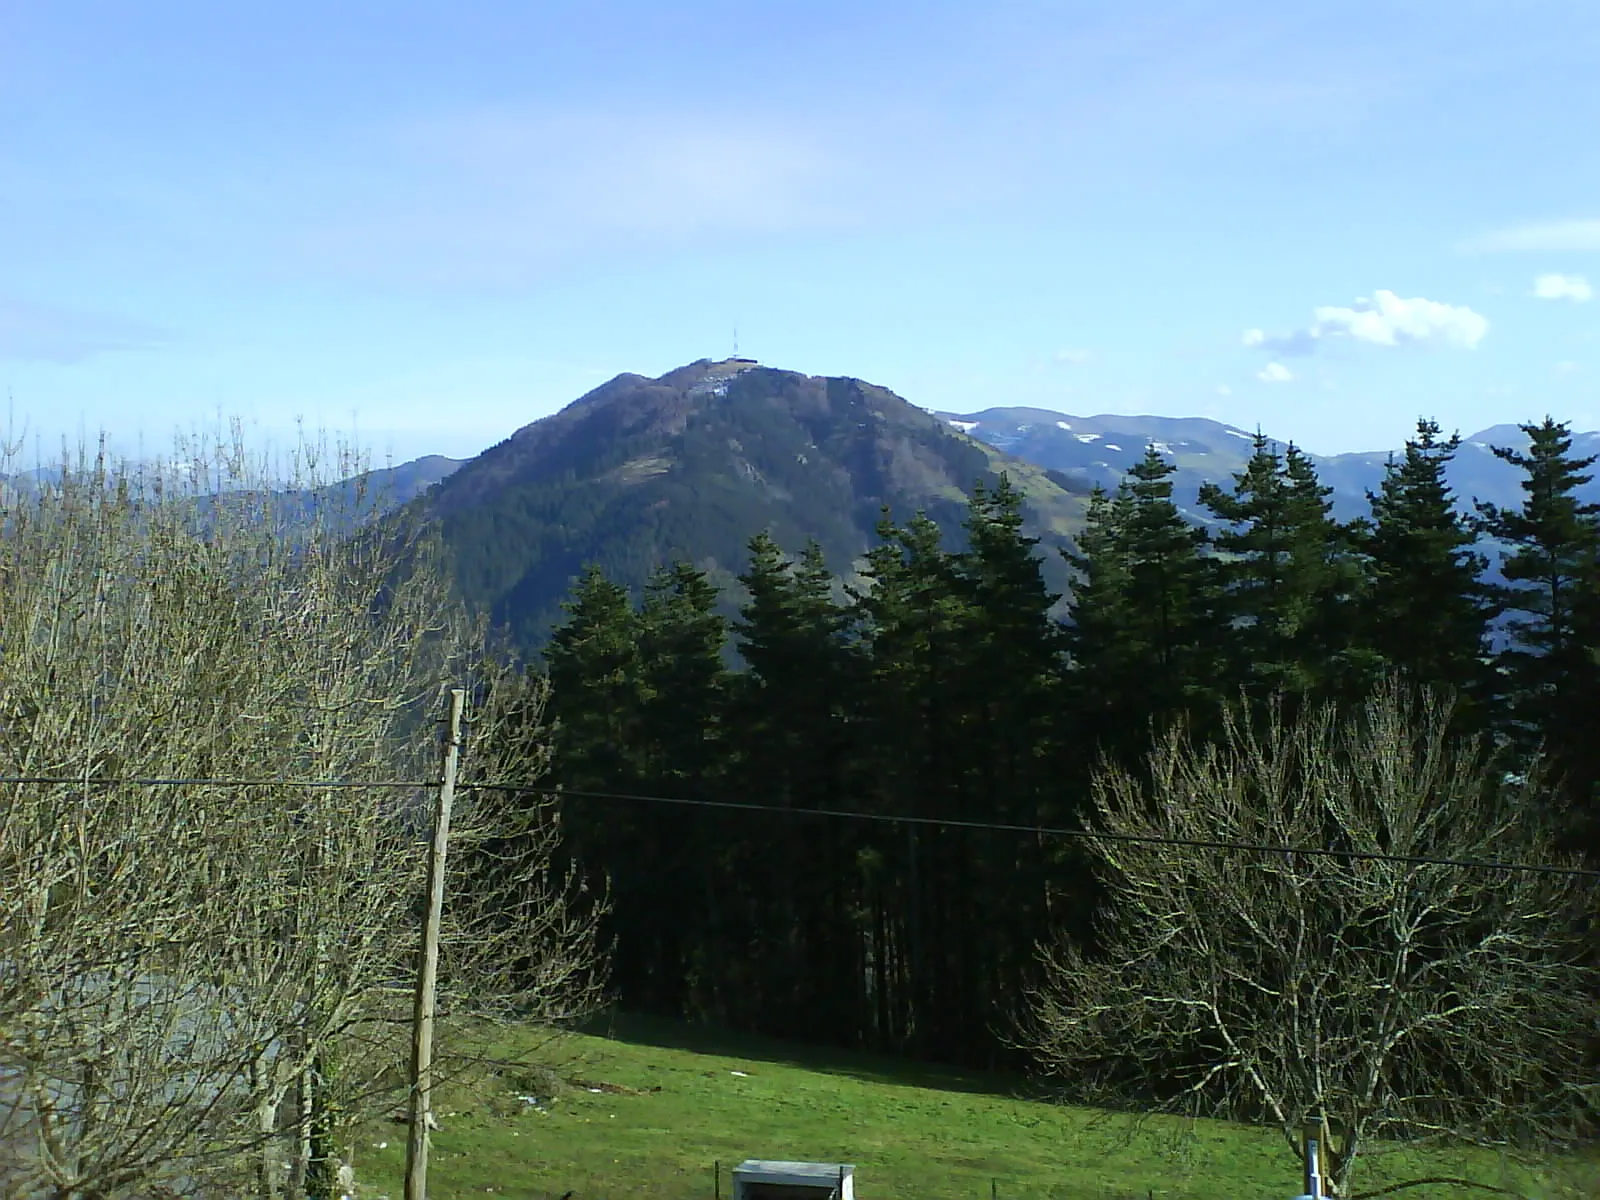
<box><xmin>3</xmin><ymin>0</ymin><xmax>1598</xmax><ymax>465</ymax></box>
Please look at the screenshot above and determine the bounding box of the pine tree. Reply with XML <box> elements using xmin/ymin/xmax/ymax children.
<box><xmin>634</xmin><ymin>561</ymin><xmax>731</xmax><ymax>1017</ymax></box>
<box><xmin>950</xmin><ymin>477</ymin><xmax>1071</xmax><ymax>1063</ymax></box>
<box><xmin>1061</xmin><ymin>485</ymin><xmax>1137</xmax><ymax>704</ymax></box>
<box><xmin>1199</xmin><ymin>436</ymin><xmax>1368</xmax><ymax>699</ymax></box>
<box><xmin>1115</xmin><ymin>446</ymin><xmax>1217</xmax><ymax>711</ymax></box>
<box><xmin>541</xmin><ymin>561</ymin><xmax>733</xmax><ymax>1017</ymax></box>
<box><xmin>637</xmin><ymin>561</ymin><xmax>728</xmax><ymax>788</ymax></box>
<box><xmin>957</xmin><ymin>475</ymin><xmax>1066</xmax><ymax>802</ymax></box>
<box><xmin>851</xmin><ymin>483</ymin><xmax>1074</xmax><ymax>1062</ymax></box>
<box><xmin>728</xmin><ymin>532</ymin><xmax>865</xmax><ymax>1043</ymax></box>
<box><xmin>542</xmin><ymin>564</ymin><xmax>645</xmax><ymax>792</ymax></box>
<box><xmin>1475</xmin><ymin>418</ymin><xmax>1600</xmax><ymax>845</ymax></box>
<box><xmin>1064</xmin><ymin>448</ymin><xmax>1220</xmax><ymax>755</ymax></box>
<box><xmin>851</xmin><ymin>509</ymin><xmax>966</xmax><ymax>1055</ymax></box>
<box><xmin>1359</xmin><ymin>419</ymin><xmax>1493</xmax><ymax>704</ymax></box>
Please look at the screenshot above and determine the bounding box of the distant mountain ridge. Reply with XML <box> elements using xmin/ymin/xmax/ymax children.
<box><xmin>935</xmin><ymin>407</ymin><xmax>1600</xmax><ymax>521</ymax></box>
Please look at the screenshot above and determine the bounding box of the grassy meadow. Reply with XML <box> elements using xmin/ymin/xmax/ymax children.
<box><xmin>351</xmin><ymin>1015</ymin><xmax>1596</xmax><ymax>1200</ymax></box>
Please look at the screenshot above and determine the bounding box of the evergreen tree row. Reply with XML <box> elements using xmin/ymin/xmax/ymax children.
<box><xmin>524</xmin><ymin>418</ymin><xmax>1600</xmax><ymax>1067</ymax></box>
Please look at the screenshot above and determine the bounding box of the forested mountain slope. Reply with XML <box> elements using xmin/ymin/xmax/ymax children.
<box><xmin>426</xmin><ymin>359</ymin><xmax>1090</xmax><ymax>650</ymax></box>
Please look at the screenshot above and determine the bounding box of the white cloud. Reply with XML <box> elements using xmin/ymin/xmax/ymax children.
<box><xmin>1311</xmin><ymin>291</ymin><xmax>1487</xmax><ymax>348</ymax></box>
<box><xmin>1216</xmin><ymin>384</ymin><xmax>1233</xmax><ymax>396</ymax></box>
<box><xmin>1256</xmin><ymin>362</ymin><xmax>1293</xmax><ymax>383</ymax></box>
<box><xmin>1533</xmin><ymin>273</ymin><xmax>1593</xmax><ymax>302</ymax></box>
<box><xmin>1466</xmin><ymin>219</ymin><xmax>1600</xmax><ymax>253</ymax></box>
<box><xmin>1243</xmin><ymin>290</ymin><xmax>1488</xmax><ymax>357</ymax></box>
<box><xmin>1554</xmin><ymin>360</ymin><xmax>1580</xmax><ymax>377</ymax></box>
<box><xmin>1054</xmin><ymin>348</ymin><xmax>1092</xmax><ymax>364</ymax></box>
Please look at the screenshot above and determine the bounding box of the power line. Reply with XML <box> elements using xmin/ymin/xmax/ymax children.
<box><xmin>0</xmin><ymin>774</ymin><xmax>432</xmax><ymax>790</ymax></box>
<box><xmin>459</xmin><ymin>782</ymin><xmax>1600</xmax><ymax>881</ymax></box>
<box><xmin>4</xmin><ymin>773</ymin><xmax>1596</xmax><ymax>880</ymax></box>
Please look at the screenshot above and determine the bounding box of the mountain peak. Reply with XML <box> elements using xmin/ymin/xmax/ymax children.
<box><xmin>429</xmin><ymin>361</ymin><xmax>1086</xmax><ymax>648</ymax></box>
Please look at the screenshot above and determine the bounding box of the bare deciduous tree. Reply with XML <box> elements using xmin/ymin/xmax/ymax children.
<box><xmin>0</xmin><ymin>430</ymin><xmax>605</xmax><ymax>1199</ymax></box>
<box><xmin>1020</xmin><ymin>681</ymin><xmax>1598</xmax><ymax>1197</ymax></box>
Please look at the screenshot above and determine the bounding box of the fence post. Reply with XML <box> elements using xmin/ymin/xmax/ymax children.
<box><xmin>404</xmin><ymin>688</ymin><xmax>466</xmax><ymax>1200</ymax></box>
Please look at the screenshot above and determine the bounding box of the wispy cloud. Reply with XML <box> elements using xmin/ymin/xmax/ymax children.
<box><xmin>0</xmin><ymin>295</ymin><xmax>167</xmax><ymax>364</ymax></box>
<box><xmin>1244</xmin><ymin>290</ymin><xmax>1488</xmax><ymax>356</ymax></box>
<box><xmin>1242</xmin><ymin>327</ymin><xmax>1320</xmax><ymax>357</ymax></box>
<box><xmin>1256</xmin><ymin>362</ymin><xmax>1293</xmax><ymax>383</ymax></box>
<box><xmin>1053</xmin><ymin>348</ymin><xmax>1092</xmax><ymax>365</ymax></box>
<box><xmin>1532</xmin><ymin>273</ymin><xmax>1593</xmax><ymax>302</ymax></box>
<box><xmin>277</xmin><ymin>105</ymin><xmax>863</xmax><ymax>287</ymax></box>
<box><xmin>1464</xmin><ymin>219</ymin><xmax>1600</xmax><ymax>253</ymax></box>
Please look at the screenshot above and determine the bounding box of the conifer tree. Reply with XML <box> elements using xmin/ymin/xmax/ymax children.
<box><xmin>637</xmin><ymin>561</ymin><xmax>728</xmax><ymax>788</ymax></box>
<box><xmin>950</xmin><ymin>477</ymin><xmax>1070</xmax><ymax>1060</ymax></box>
<box><xmin>1121</xmin><ymin>447</ymin><xmax>1214</xmax><ymax>684</ymax></box>
<box><xmin>1475</xmin><ymin>418</ymin><xmax>1600</xmax><ymax>845</ymax></box>
<box><xmin>851</xmin><ymin>483</ymin><xmax>1073</xmax><ymax>1061</ymax></box>
<box><xmin>634</xmin><ymin>561</ymin><xmax>731</xmax><ymax>1015</ymax></box>
<box><xmin>728</xmin><ymin>532</ymin><xmax>865</xmax><ymax>1042</ymax></box>
<box><xmin>1063</xmin><ymin>448</ymin><xmax>1220</xmax><ymax>775</ymax></box>
<box><xmin>540</xmin><ymin>561</ymin><xmax>732</xmax><ymax>1016</ymax></box>
<box><xmin>1199</xmin><ymin>436</ymin><xmax>1368</xmax><ymax>699</ymax></box>
<box><xmin>1358</xmin><ymin>419</ymin><xmax>1493</xmax><ymax>704</ymax></box>
<box><xmin>851</xmin><ymin>509</ymin><xmax>966</xmax><ymax>1055</ymax></box>
<box><xmin>957</xmin><ymin>476</ymin><xmax>1066</xmax><ymax>812</ymax></box>
<box><xmin>542</xmin><ymin>564</ymin><xmax>645</xmax><ymax>792</ymax></box>
<box><xmin>1061</xmin><ymin>485</ymin><xmax>1137</xmax><ymax>703</ymax></box>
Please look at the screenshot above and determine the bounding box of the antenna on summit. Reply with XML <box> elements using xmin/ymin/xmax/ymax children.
<box><xmin>732</xmin><ymin>325</ymin><xmax>739</xmax><ymax>359</ymax></box>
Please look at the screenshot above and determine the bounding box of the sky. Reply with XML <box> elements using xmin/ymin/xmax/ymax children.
<box><xmin>3</xmin><ymin>0</ymin><xmax>1599</xmax><ymax>465</ymax></box>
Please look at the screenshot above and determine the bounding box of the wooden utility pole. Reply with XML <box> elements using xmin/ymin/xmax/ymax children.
<box><xmin>404</xmin><ymin>687</ymin><xmax>465</xmax><ymax>1200</ymax></box>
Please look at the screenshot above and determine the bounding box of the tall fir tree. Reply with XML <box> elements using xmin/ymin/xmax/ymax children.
<box><xmin>1061</xmin><ymin>484</ymin><xmax>1138</xmax><ymax>704</ymax></box>
<box><xmin>948</xmin><ymin>476</ymin><xmax>1072</xmax><ymax>1065</ymax></box>
<box><xmin>1358</xmin><ymin>419</ymin><xmax>1494</xmax><ymax>707</ymax></box>
<box><xmin>851</xmin><ymin>509</ymin><xmax>967</xmax><ymax>1056</ymax></box>
<box><xmin>1063</xmin><ymin>446</ymin><xmax>1222</xmax><ymax>805</ymax></box>
<box><xmin>843</xmin><ymin>481</ymin><xmax>1078</xmax><ymax>1063</ymax></box>
<box><xmin>637</xmin><ymin>561</ymin><xmax>728</xmax><ymax>788</ymax></box>
<box><xmin>1198</xmin><ymin>436</ymin><xmax>1370</xmax><ymax>700</ymax></box>
<box><xmin>1475</xmin><ymin>418</ymin><xmax>1600</xmax><ymax>847</ymax></box>
<box><xmin>542</xmin><ymin>564</ymin><xmax>646</xmax><ymax>793</ymax></box>
<box><xmin>634</xmin><ymin>561</ymin><xmax>732</xmax><ymax>1017</ymax></box>
<box><xmin>727</xmin><ymin>532</ymin><xmax>866</xmax><ymax>1043</ymax></box>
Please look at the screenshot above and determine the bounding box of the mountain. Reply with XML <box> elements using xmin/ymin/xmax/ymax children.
<box><xmin>289</xmin><ymin>452</ymin><xmax>465</xmax><ymax>524</ymax></box>
<box><xmin>427</xmin><ymin>359</ymin><xmax>1092</xmax><ymax>650</ymax></box>
<box><xmin>938</xmin><ymin>408</ymin><xmax>1600</xmax><ymax>521</ymax></box>
<box><xmin>0</xmin><ymin>453</ymin><xmax>463</xmax><ymax>513</ymax></box>
<box><xmin>354</xmin><ymin>454</ymin><xmax>466</xmax><ymax>504</ymax></box>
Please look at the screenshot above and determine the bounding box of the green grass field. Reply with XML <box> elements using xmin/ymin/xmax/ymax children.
<box><xmin>353</xmin><ymin>1014</ymin><xmax>1596</xmax><ymax>1200</ymax></box>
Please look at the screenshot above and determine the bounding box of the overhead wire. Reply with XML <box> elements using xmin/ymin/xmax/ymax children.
<box><xmin>4</xmin><ymin>772</ymin><xmax>1596</xmax><ymax>880</ymax></box>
